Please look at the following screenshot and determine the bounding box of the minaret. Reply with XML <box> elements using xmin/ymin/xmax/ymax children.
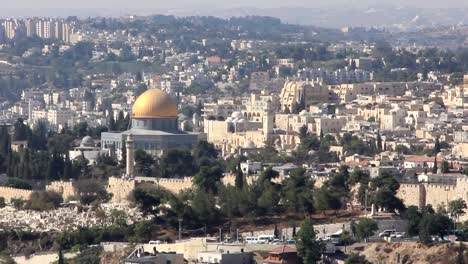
<box><xmin>263</xmin><ymin>111</ymin><xmax>274</xmax><ymax>135</ymax></box>
<box><xmin>126</xmin><ymin>133</ymin><xmax>134</xmax><ymax>177</ymax></box>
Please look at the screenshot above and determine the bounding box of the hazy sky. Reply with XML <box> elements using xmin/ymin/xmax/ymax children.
<box><xmin>3</xmin><ymin>0</ymin><xmax>468</xmax><ymax>9</ymax></box>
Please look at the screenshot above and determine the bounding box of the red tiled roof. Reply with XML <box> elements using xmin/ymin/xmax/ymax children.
<box><xmin>270</xmin><ymin>245</ymin><xmax>297</xmax><ymax>254</ymax></box>
<box><xmin>405</xmin><ymin>156</ymin><xmax>434</xmax><ymax>163</ymax></box>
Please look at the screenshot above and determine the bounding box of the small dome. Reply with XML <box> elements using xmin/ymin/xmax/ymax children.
<box><xmin>299</xmin><ymin>110</ymin><xmax>308</xmax><ymax>116</ymax></box>
<box><xmin>226</xmin><ymin>117</ymin><xmax>233</xmax><ymax>123</ymax></box>
<box><xmin>231</xmin><ymin>111</ymin><xmax>243</xmax><ymax>119</ymax></box>
<box><xmin>238</xmin><ymin>118</ymin><xmax>246</xmax><ymax>123</ymax></box>
<box><xmin>244</xmin><ymin>140</ymin><xmax>256</xmax><ymax>148</ymax></box>
<box><xmin>80</xmin><ymin>136</ymin><xmax>95</xmax><ymax>147</ymax></box>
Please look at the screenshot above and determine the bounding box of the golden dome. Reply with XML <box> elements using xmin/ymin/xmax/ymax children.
<box><xmin>132</xmin><ymin>89</ymin><xmax>178</xmax><ymax>118</ymax></box>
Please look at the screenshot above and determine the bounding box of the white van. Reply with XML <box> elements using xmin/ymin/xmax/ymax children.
<box><xmin>245</xmin><ymin>237</ymin><xmax>260</xmax><ymax>244</ymax></box>
<box><xmin>378</xmin><ymin>229</ymin><xmax>397</xmax><ymax>237</ymax></box>
<box><xmin>257</xmin><ymin>235</ymin><xmax>276</xmax><ymax>243</ymax></box>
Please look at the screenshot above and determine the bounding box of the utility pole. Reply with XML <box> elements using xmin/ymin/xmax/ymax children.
<box><xmin>219</xmin><ymin>228</ymin><xmax>222</xmax><ymax>243</ymax></box>
<box><xmin>178</xmin><ymin>218</ymin><xmax>182</xmax><ymax>241</ymax></box>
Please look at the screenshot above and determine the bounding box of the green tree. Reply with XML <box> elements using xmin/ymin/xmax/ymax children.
<box><xmin>235</xmin><ymin>162</ymin><xmax>244</xmax><ymax>189</ymax></box>
<box><xmin>448</xmin><ymin>198</ymin><xmax>467</xmax><ymax>223</ymax></box>
<box><xmin>75</xmin><ymin>180</ymin><xmax>111</xmax><ymax>205</ymax></box>
<box><xmin>193</xmin><ymin>165</ymin><xmax>223</xmax><ymax>193</ymax></box>
<box><xmin>395</xmin><ymin>145</ymin><xmax>410</xmax><ymax>154</ymax></box>
<box><xmin>441</xmin><ymin>160</ymin><xmax>450</xmax><ymax>173</ymax></box>
<box><xmin>370</xmin><ymin>172</ymin><xmax>404</xmax><ymax>213</ymax></box>
<box><xmin>259</xmin><ymin>166</ymin><xmax>279</xmax><ymax>183</ymax></box>
<box><xmin>132</xmin><ymin>186</ymin><xmax>162</xmax><ymax>216</ymax></box>
<box><xmin>433</xmin><ymin>156</ymin><xmax>438</xmax><ymax>174</ymax></box>
<box><xmin>134</xmin><ymin>149</ymin><xmax>155</xmax><ymax>177</ymax></box>
<box><xmin>134</xmin><ymin>83</ymin><xmax>147</xmax><ymax>97</ymax></box>
<box><xmin>72</xmin><ymin>246</ymin><xmax>102</xmax><ymax>264</ymax></box>
<box><xmin>314</xmin><ymin>186</ymin><xmax>341</xmax><ymax>214</ymax></box>
<box><xmin>193</xmin><ymin>140</ymin><xmax>217</xmax><ymax>161</ymax></box>
<box><xmin>404</xmin><ymin>206</ymin><xmax>422</xmax><ymax>236</ymax></box>
<box><xmin>191</xmin><ymin>189</ymin><xmax>221</xmax><ymax>226</ymax></box>
<box><xmin>160</xmin><ymin>149</ymin><xmax>194</xmax><ymax>178</ymax></box>
<box><xmin>376</xmin><ymin>131</ymin><xmax>382</xmax><ymax>151</ymax></box>
<box><xmin>58</xmin><ymin>248</ymin><xmax>65</xmax><ymax>264</ymax></box>
<box><xmin>419</xmin><ymin>213</ymin><xmax>452</xmax><ymax>244</ymax></box>
<box><xmin>457</xmin><ymin>241</ymin><xmax>464</xmax><ymax>264</ymax></box>
<box><xmin>282</xmin><ymin>168</ymin><xmax>315</xmax><ymax>215</ymax></box>
<box><xmin>11</xmin><ymin>198</ymin><xmax>25</xmax><ymax>209</ymax></box>
<box><xmin>133</xmin><ymin>220</ymin><xmax>155</xmax><ymax>243</ymax></box>
<box><xmin>13</xmin><ymin>118</ymin><xmax>31</xmax><ymax>141</ymax></box>
<box><xmin>355</xmin><ymin>218</ymin><xmax>378</xmax><ymax>242</ymax></box>
<box><xmin>299</xmin><ymin>125</ymin><xmax>308</xmax><ymax>139</ymax></box>
<box><xmin>434</xmin><ymin>136</ymin><xmax>441</xmax><ymax>154</ymax></box>
<box><xmin>109</xmin><ymin>209</ymin><xmax>128</xmax><ymax>227</ymax></box>
<box><xmin>4</xmin><ymin>177</ymin><xmax>32</xmax><ymax>189</ymax></box>
<box><xmin>25</xmin><ymin>191</ymin><xmax>63</xmax><ymax>211</ymax></box>
<box><xmin>296</xmin><ymin>218</ymin><xmax>323</xmax><ymax>264</ymax></box>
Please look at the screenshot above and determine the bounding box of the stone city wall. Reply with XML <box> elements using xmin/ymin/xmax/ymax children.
<box><xmin>0</xmin><ymin>187</ymin><xmax>32</xmax><ymax>202</ymax></box>
<box><xmin>397</xmin><ymin>184</ymin><xmax>423</xmax><ymax>208</ymax></box>
<box><xmin>424</xmin><ymin>183</ymin><xmax>456</xmax><ymax>210</ymax></box>
<box><xmin>46</xmin><ymin>181</ymin><xmax>77</xmax><ymax>201</ymax></box>
<box><xmin>397</xmin><ymin>181</ymin><xmax>468</xmax><ymax>221</ymax></box>
<box><xmin>107</xmin><ymin>177</ymin><xmax>136</xmax><ymax>203</ymax></box>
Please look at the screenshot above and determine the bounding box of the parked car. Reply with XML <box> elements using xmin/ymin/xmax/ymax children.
<box><xmin>148</xmin><ymin>240</ymin><xmax>162</xmax><ymax>245</ymax></box>
<box><xmin>258</xmin><ymin>235</ymin><xmax>276</xmax><ymax>243</ymax></box>
<box><xmin>245</xmin><ymin>237</ymin><xmax>260</xmax><ymax>244</ymax></box>
<box><xmin>271</xmin><ymin>239</ymin><xmax>282</xmax><ymax>244</ymax></box>
<box><xmin>390</xmin><ymin>232</ymin><xmax>406</xmax><ymax>238</ymax></box>
<box><xmin>379</xmin><ymin>229</ymin><xmax>397</xmax><ymax>237</ymax></box>
<box><xmin>286</xmin><ymin>239</ymin><xmax>296</xmax><ymax>244</ymax></box>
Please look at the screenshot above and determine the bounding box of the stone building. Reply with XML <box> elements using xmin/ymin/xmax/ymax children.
<box><xmin>101</xmin><ymin>89</ymin><xmax>199</xmax><ymax>158</ymax></box>
<box><xmin>279</xmin><ymin>80</ymin><xmax>329</xmax><ymax>112</ymax></box>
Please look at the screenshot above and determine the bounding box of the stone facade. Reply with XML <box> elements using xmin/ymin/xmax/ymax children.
<box><xmin>397</xmin><ymin>178</ymin><xmax>468</xmax><ymax>221</ymax></box>
<box><xmin>46</xmin><ymin>181</ymin><xmax>77</xmax><ymax>201</ymax></box>
<box><xmin>107</xmin><ymin>177</ymin><xmax>136</xmax><ymax>203</ymax></box>
<box><xmin>0</xmin><ymin>187</ymin><xmax>32</xmax><ymax>202</ymax></box>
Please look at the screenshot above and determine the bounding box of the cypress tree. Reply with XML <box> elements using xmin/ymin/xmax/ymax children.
<box><xmin>58</xmin><ymin>247</ymin><xmax>64</xmax><ymax>264</ymax></box>
<box><xmin>63</xmin><ymin>154</ymin><xmax>73</xmax><ymax>179</ymax></box>
<box><xmin>297</xmin><ymin>218</ymin><xmax>323</xmax><ymax>264</ymax></box>
<box><xmin>432</xmin><ymin>156</ymin><xmax>438</xmax><ymax>174</ymax></box>
<box><xmin>235</xmin><ymin>162</ymin><xmax>244</xmax><ymax>189</ymax></box>
<box><xmin>109</xmin><ymin>112</ymin><xmax>116</xmax><ymax>131</ymax></box>
<box><xmin>434</xmin><ymin>136</ymin><xmax>441</xmax><ymax>154</ymax></box>
<box><xmin>376</xmin><ymin>131</ymin><xmax>382</xmax><ymax>151</ymax></box>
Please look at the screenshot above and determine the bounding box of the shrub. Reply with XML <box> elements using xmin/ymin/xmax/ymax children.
<box><xmin>25</xmin><ymin>191</ymin><xmax>63</xmax><ymax>211</ymax></box>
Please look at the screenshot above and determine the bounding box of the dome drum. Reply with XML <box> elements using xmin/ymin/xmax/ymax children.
<box><xmin>132</xmin><ymin>117</ymin><xmax>178</xmax><ymax>131</ymax></box>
